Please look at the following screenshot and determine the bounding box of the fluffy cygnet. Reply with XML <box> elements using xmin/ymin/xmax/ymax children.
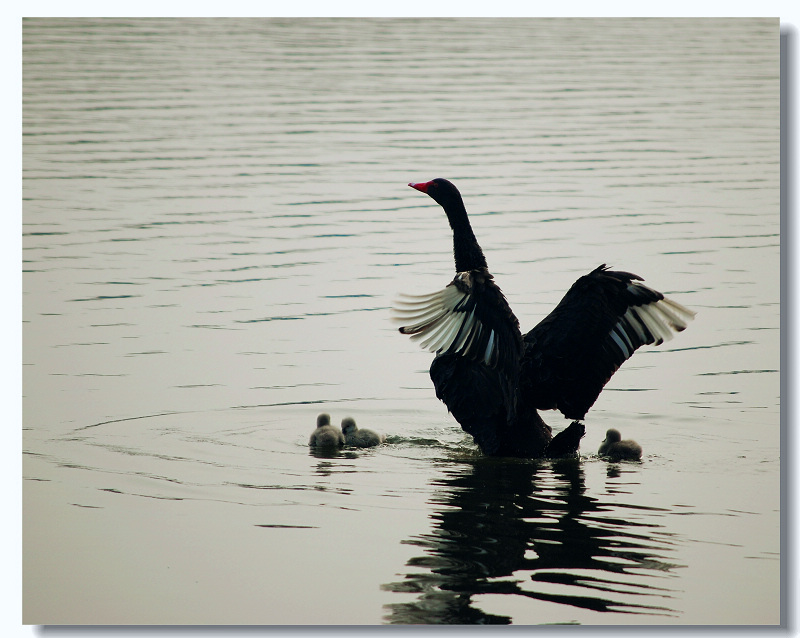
<box><xmin>309</xmin><ymin>413</ymin><xmax>345</xmax><ymax>447</ymax></box>
<box><xmin>341</xmin><ymin>417</ymin><xmax>385</xmax><ymax>448</ymax></box>
<box><xmin>598</xmin><ymin>428</ymin><xmax>642</xmax><ymax>461</ymax></box>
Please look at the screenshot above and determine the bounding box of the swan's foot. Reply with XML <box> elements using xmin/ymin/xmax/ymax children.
<box><xmin>544</xmin><ymin>420</ymin><xmax>585</xmax><ymax>458</ymax></box>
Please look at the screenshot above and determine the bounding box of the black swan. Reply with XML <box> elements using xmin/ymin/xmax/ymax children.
<box><xmin>341</xmin><ymin>417</ymin><xmax>386</xmax><ymax>447</ymax></box>
<box><xmin>309</xmin><ymin>413</ymin><xmax>345</xmax><ymax>448</ymax></box>
<box><xmin>598</xmin><ymin>428</ymin><xmax>643</xmax><ymax>461</ymax></box>
<box><xmin>392</xmin><ymin>178</ymin><xmax>695</xmax><ymax>458</ymax></box>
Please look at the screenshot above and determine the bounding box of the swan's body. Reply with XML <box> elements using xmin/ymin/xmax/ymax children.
<box><xmin>309</xmin><ymin>413</ymin><xmax>345</xmax><ymax>447</ymax></box>
<box><xmin>341</xmin><ymin>417</ymin><xmax>385</xmax><ymax>448</ymax></box>
<box><xmin>393</xmin><ymin>178</ymin><xmax>694</xmax><ymax>458</ymax></box>
<box><xmin>598</xmin><ymin>428</ymin><xmax>643</xmax><ymax>461</ymax></box>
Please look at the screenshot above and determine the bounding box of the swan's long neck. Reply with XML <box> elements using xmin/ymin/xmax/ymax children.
<box><xmin>444</xmin><ymin>198</ymin><xmax>488</xmax><ymax>272</ymax></box>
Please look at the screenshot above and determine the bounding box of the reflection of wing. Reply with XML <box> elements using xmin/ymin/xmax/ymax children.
<box><xmin>520</xmin><ymin>265</ymin><xmax>695</xmax><ymax>421</ymax></box>
<box><xmin>392</xmin><ymin>269</ymin><xmax>523</xmax><ymax>381</ymax></box>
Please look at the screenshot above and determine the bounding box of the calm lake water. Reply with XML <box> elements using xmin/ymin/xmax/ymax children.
<box><xmin>22</xmin><ymin>18</ymin><xmax>780</xmax><ymax>626</ymax></box>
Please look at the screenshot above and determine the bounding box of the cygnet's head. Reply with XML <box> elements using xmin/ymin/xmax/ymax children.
<box><xmin>341</xmin><ymin>417</ymin><xmax>357</xmax><ymax>435</ymax></box>
<box><xmin>316</xmin><ymin>413</ymin><xmax>331</xmax><ymax>428</ymax></box>
<box><xmin>603</xmin><ymin>428</ymin><xmax>622</xmax><ymax>443</ymax></box>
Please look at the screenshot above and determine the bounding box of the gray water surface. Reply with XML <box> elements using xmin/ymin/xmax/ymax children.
<box><xmin>23</xmin><ymin>18</ymin><xmax>779</xmax><ymax>625</ymax></box>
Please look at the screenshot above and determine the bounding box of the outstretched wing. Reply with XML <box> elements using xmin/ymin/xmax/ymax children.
<box><xmin>519</xmin><ymin>264</ymin><xmax>695</xmax><ymax>420</ymax></box>
<box><xmin>391</xmin><ymin>269</ymin><xmax>523</xmax><ymax>381</ymax></box>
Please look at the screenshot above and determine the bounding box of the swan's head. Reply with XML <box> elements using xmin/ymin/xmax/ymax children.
<box><xmin>316</xmin><ymin>413</ymin><xmax>331</xmax><ymax>428</ymax></box>
<box><xmin>603</xmin><ymin>428</ymin><xmax>622</xmax><ymax>444</ymax></box>
<box><xmin>409</xmin><ymin>178</ymin><xmax>463</xmax><ymax>208</ymax></box>
<box><xmin>341</xmin><ymin>417</ymin><xmax>357</xmax><ymax>435</ymax></box>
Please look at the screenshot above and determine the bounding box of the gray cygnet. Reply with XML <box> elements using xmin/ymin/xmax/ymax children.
<box><xmin>341</xmin><ymin>417</ymin><xmax>385</xmax><ymax>448</ymax></box>
<box><xmin>598</xmin><ymin>428</ymin><xmax>642</xmax><ymax>461</ymax></box>
<box><xmin>309</xmin><ymin>413</ymin><xmax>345</xmax><ymax>447</ymax></box>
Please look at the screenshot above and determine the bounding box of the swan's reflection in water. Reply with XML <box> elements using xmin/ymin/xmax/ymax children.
<box><xmin>383</xmin><ymin>458</ymin><xmax>682</xmax><ymax>624</ymax></box>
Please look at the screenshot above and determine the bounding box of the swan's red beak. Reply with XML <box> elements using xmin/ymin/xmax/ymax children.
<box><xmin>409</xmin><ymin>181</ymin><xmax>430</xmax><ymax>193</ymax></box>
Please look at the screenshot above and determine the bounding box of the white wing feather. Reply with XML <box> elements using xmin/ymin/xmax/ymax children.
<box><xmin>392</xmin><ymin>277</ymin><xmax>498</xmax><ymax>364</ymax></box>
<box><xmin>609</xmin><ymin>292</ymin><xmax>695</xmax><ymax>358</ymax></box>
